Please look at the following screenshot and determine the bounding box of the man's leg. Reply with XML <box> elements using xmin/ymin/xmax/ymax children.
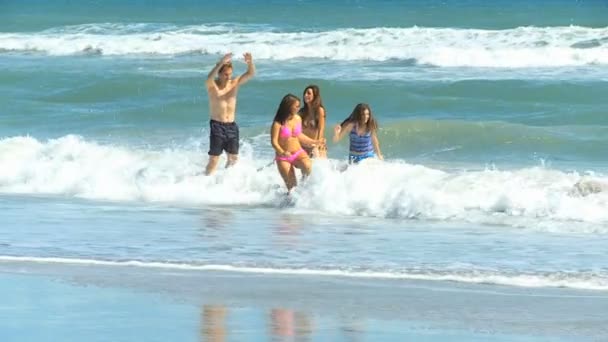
<box><xmin>205</xmin><ymin>155</ymin><xmax>221</xmax><ymax>175</ymax></box>
<box><xmin>224</xmin><ymin>123</ymin><xmax>239</xmax><ymax>169</ymax></box>
<box><xmin>224</xmin><ymin>123</ymin><xmax>239</xmax><ymax>167</ymax></box>
<box><xmin>226</xmin><ymin>153</ymin><xmax>238</xmax><ymax>168</ymax></box>
<box><xmin>206</xmin><ymin>123</ymin><xmax>224</xmax><ymax>176</ymax></box>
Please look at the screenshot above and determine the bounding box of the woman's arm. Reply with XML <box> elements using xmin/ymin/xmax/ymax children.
<box><xmin>270</xmin><ymin>122</ymin><xmax>288</xmax><ymax>156</ymax></box>
<box><xmin>316</xmin><ymin>107</ymin><xmax>326</xmax><ymax>141</ymax></box>
<box><xmin>372</xmin><ymin>131</ymin><xmax>383</xmax><ymax>160</ymax></box>
<box><xmin>333</xmin><ymin>122</ymin><xmax>353</xmax><ymax>142</ymax></box>
<box><xmin>298</xmin><ymin>132</ymin><xmax>318</xmax><ymax>147</ymax></box>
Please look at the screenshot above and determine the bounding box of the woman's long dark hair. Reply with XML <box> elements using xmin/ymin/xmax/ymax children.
<box><xmin>299</xmin><ymin>85</ymin><xmax>324</xmax><ymax>129</ymax></box>
<box><xmin>340</xmin><ymin>103</ymin><xmax>378</xmax><ymax>133</ymax></box>
<box><xmin>273</xmin><ymin>94</ymin><xmax>300</xmax><ymax>125</ymax></box>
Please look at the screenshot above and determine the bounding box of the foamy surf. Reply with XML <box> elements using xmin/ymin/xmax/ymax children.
<box><xmin>1</xmin><ymin>135</ymin><xmax>608</xmax><ymax>229</ymax></box>
<box><xmin>1</xmin><ymin>255</ymin><xmax>606</xmax><ymax>291</ymax></box>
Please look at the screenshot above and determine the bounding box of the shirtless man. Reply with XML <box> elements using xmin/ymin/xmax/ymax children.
<box><xmin>204</xmin><ymin>52</ymin><xmax>255</xmax><ymax>175</ymax></box>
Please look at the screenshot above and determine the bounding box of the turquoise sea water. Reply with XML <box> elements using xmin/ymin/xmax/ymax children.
<box><xmin>1</xmin><ymin>1</ymin><xmax>608</xmax><ymax>339</ymax></box>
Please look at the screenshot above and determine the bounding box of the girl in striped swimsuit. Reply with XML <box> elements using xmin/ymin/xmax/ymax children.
<box><xmin>333</xmin><ymin>103</ymin><xmax>383</xmax><ymax>164</ymax></box>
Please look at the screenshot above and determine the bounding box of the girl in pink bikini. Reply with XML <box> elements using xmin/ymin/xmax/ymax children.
<box><xmin>271</xmin><ymin>94</ymin><xmax>321</xmax><ymax>191</ymax></box>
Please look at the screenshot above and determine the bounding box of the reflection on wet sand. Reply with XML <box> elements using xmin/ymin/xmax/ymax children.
<box><xmin>339</xmin><ymin>315</ymin><xmax>367</xmax><ymax>342</ymax></box>
<box><xmin>273</xmin><ymin>213</ymin><xmax>306</xmax><ymax>247</ymax></box>
<box><xmin>199</xmin><ymin>209</ymin><xmax>234</xmax><ymax>237</ymax></box>
<box><xmin>200</xmin><ymin>303</ymin><xmax>366</xmax><ymax>341</ymax></box>
<box><xmin>270</xmin><ymin>308</ymin><xmax>313</xmax><ymax>341</ymax></box>
<box><xmin>201</xmin><ymin>305</ymin><xmax>227</xmax><ymax>342</ymax></box>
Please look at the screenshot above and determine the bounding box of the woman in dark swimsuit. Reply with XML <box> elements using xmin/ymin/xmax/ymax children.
<box><xmin>299</xmin><ymin>85</ymin><xmax>327</xmax><ymax>158</ymax></box>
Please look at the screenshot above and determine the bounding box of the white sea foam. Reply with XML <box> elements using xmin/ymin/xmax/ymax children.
<box><xmin>1</xmin><ymin>24</ymin><xmax>608</xmax><ymax>67</ymax></box>
<box><xmin>1</xmin><ymin>135</ymin><xmax>608</xmax><ymax>230</ymax></box>
<box><xmin>1</xmin><ymin>255</ymin><xmax>606</xmax><ymax>291</ymax></box>
<box><xmin>0</xmin><ymin>135</ymin><xmax>281</xmax><ymax>205</ymax></box>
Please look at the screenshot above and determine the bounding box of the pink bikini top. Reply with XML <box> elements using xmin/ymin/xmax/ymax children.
<box><xmin>279</xmin><ymin>122</ymin><xmax>302</xmax><ymax>138</ymax></box>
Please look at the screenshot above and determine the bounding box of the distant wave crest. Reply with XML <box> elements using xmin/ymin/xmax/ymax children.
<box><xmin>1</xmin><ymin>24</ymin><xmax>608</xmax><ymax>67</ymax></box>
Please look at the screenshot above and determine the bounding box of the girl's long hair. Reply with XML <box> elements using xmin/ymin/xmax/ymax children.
<box><xmin>340</xmin><ymin>103</ymin><xmax>378</xmax><ymax>133</ymax></box>
<box><xmin>273</xmin><ymin>94</ymin><xmax>300</xmax><ymax>125</ymax></box>
<box><xmin>299</xmin><ymin>85</ymin><xmax>324</xmax><ymax>129</ymax></box>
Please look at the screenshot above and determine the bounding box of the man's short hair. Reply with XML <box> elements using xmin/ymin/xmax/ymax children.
<box><xmin>218</xmin><ymin>62</ymin><xmax>233</xmax><ymax>74</ymax></box>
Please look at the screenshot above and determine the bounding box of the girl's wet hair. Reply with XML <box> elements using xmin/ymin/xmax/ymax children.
<box><xmin>273</xmin><ymin>94</ymin><xmax>300</xmax><ymax>125</ymax></box>
<box><xmin>340</xmin><ymin>103</ymin><xmax>378</xmax><ymax>133</ymax></box>
<box><xmin>299</xmin><ymin>85</ymin><xmax>324</xmax><ymax>128</ymax></box>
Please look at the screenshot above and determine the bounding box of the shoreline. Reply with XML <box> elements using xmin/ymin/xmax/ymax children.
<box><xmin>1</xmin><ymin>261</ymin><xmax>606</xmax><ymax>341</ymax></box>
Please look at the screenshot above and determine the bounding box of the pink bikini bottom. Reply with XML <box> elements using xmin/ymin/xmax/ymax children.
<box><xmin>275</xmin><ymin>148</ymin><xmax>306</xmax><ymax>164</ymax></box>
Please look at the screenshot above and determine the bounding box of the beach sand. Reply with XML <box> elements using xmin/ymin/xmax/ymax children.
<box><xmin>1</xmin><ymin>261</ymin><xmax>605</xmax><ymax>341</ymax></box>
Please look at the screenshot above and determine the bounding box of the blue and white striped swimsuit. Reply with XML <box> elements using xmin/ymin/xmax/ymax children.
<box><xmin>349</xmin><ymin>124</ymin><xmax>375</xmax><ymax>164</ymax></box>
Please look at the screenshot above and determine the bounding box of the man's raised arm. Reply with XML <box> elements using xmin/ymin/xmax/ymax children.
<box><xmin>237</xmin><ymin>52</ymin><xmax>255</xmax><ymax>86</ymax></box>
<box><xmin>206</xmin><ymin>53</ymin><xmax>233</xmax><ymax>88</ymax></box>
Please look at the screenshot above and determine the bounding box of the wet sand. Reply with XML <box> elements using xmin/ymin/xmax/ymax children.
<box><xmin>1</xmin><ymin>261</ymin><xmax>606</xmax><ymax>341</ymax></box>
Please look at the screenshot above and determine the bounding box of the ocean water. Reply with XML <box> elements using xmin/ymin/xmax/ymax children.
<box><xmin>1</xmin><ymin>0</ymin><xmax>608</xmax><ymax>339</ymax></box>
